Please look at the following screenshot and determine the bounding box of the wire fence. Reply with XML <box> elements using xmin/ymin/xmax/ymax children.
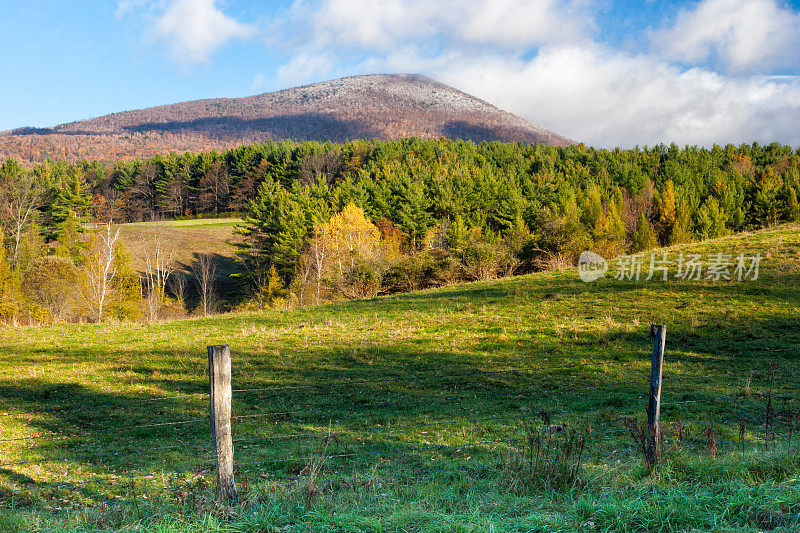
<box><xmin>1</xmin><ymin>355</ymin><xmax>798</xmax><ymax>509</ymax></box>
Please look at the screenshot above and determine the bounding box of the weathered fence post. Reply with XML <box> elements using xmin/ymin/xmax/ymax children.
<box><xmin>208</xmin><ymin>344</ymin><xmax>237</xmax><ymax>502</ymax></box>
<box><xmin>646</xmin><ymin>325</ymin><xmax>666</xmax><ymax>467</ymax></box>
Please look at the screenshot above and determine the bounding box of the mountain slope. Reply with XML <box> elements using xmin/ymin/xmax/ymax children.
<box><xmin>0</xmin><ymin>74</ymin><xmax>573</xmax><ymax>163</ymax></box>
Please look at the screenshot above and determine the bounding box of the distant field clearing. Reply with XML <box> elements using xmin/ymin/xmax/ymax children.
<box><xmin>115</xmin><ymin>218</ymin><xmax>242</xmax><ymax>274</ymax></box>
<box><xmin>121</xmin><ymin>217</ymin><xmax>241</xmax><ymax>228</ymax></box>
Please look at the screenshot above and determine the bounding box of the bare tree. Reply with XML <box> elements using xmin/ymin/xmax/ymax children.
<box><xmin>197</xmin><ymin>162</ymin><xmax>230</xmax><ymax>215</ymax></box>
<box><xmin>168</xmin><ymin>270</ymin><xmax>188</xmax><ymax>312</ymax></box>
<box><xmin>127</xmin><ymin>162</ymin><xmax>161</xmax><ymax>222</ymax></box>
<box><xmin>621</xmin><ymin>180</ymin><xmax>655</xmax><ymax>238</ymax></box>
<box><xmin>80</xmin><ymin>222</ymin><xmax>120</xmax><ymax>322</ymax></box>
<box><xmin>191</xmin><ymin>253</ymin><xmax>217</xmax><ymax>316</ymax></box>
<box><xmin>142</xmin><ymin>236</ymin><xmax>177</xmax><ymax>321</ymax></box>
<box><xmin>307</xmin><ymin>222</ymin><xmax>330</xmax><ymax>304</ymax></box>
<box><xmin>239</xmin><ymin>251</ymin><xmax>272</xmax><ymax>310</ymax></box>
<box><xmin>299</xmin><ymin>151</ymin><xmax>342</xmax><ymax>186</ymax></box>
<box><xmin>0</xmin><ymin>162</ymin><xmax>44</xmax><ymax>268</ymax></box>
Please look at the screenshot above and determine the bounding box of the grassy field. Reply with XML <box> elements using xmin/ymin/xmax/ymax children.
<box><xmin>115</xmin><ymin>218</ymin><xmax>244</xmax><ymax>308</ymax></box>
<box><xmin>1</xmin><ymin>223</ymin><xmax>799</xmax><ymax>532</ymax></box>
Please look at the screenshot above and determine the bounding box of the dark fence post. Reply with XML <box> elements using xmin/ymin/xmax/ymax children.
<box><xmin>208</xmin><ymin>344</ymin><xmax>237</xmax><ymax>502</ymax></box>
<box><xmin>647</xmin><ymin>325</ymin><xmax>666</xmax><ymax>467</ymax></box>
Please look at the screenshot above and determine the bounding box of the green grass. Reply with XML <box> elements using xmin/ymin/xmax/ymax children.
<box><xmin>1</xmin><ymin>223</ymin><xmax>799</xmax><ymax>532</ymax></box>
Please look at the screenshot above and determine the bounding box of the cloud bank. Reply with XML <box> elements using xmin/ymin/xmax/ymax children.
<box><xmin>263</xmin><ymin>0</ymin><xmax>800</xmax><ymax>147</ymax></box>
<box><xmin>124</xmin><ymin>0</ymin><xmax>800</xmax><ymax>147</ymax></box>
<box><xmin>653</xmin><ymin>0</ymin><xmax>800</xmax><ymax>73</ymax></box>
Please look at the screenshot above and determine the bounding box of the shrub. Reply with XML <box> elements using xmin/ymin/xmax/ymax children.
<box><xmin>22</xmin><ymin>256</ymin><xmax>78</xmax><ymax>319</ymax></box>
<box><xmin>500</xmin><ymin>420</ymin><xmax>586</xmax><ymax>492</ymax></box>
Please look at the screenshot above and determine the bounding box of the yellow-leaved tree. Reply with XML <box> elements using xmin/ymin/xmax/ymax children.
<box><xmin>0</xmin><ymin>230</ymin><xmax>18</xmax><ymax>321</ymax></box>
<box><xmin>327</xmin><ymin>203</ymin><xmax>381</xmax><ymax>279</ymax></box>
<box><xmin>298</xmin><ymin>203</ymin><xmax>384</xmax><ymax>303</ymax></box>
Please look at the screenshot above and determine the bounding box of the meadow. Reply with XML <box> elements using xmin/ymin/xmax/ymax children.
<box><xmin>0</xmin><ymin>223</ymin><xmax>799</xmax><ymax>532</ymax></box>
<box><xmin>116</xmin><ymin>218</ymin><xmax>241</xmax><ymax>273</ymax></box>
<box><xmin>115</xmin><ymin>217</ymin><xmax>244</xmax><ymax>310</ymax></box>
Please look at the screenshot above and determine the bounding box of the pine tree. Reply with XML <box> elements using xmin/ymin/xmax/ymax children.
<box><xmin>580</xmin><ymin>185</ymin><xmax>603</xmax><ymax>227</ymax></box>
<box><xmin>446</xmin><ymin>215</ymin><xmax>469</xmax><ymax>254</ymax></box>
<box><xmin>669</xmin><ymin>201</ymin><xmax>694</xmax><ymax>245</ymax></box>
<box><xmin>749</xmin><ymin>169</ymin><xmax>781</xmax><ymax>228</ymax></box>
<box><xmin>390</xmin><ymin>174</ymin><xmax>433</xmax><ymax>250</ymax></box>
<box><xmin>237</xmin><ymin>179</ymin><xmax>311</xmax><ymax>283</ymax></box>
<box><xmin>632</xmin><ymin>214</ymin><xmax>658</xmax><ymax>252</ymax></box>
<box><xmin>696</xmin><ymin>197</ymin><xmax>728</xmax><ymax>240</ymax></box>
<box><xmin>787</xmin><ymin>186</ymin><xmax>800</xmax><ymax>222</ymax></box>
<box><xmin>50</xmin><ymin>167</ymin><xmax>93</xmax><ymax>230</ymax></box>
<box><xmin>607</xmin><ymin>199</ymin><xmax>626</xmax><ymax>243</ymax></box>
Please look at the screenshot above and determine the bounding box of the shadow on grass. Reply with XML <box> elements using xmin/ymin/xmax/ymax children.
<box><xmin>1</xmin><ymin>270</ymin><xmax>799</xmax><ymax>507</ymax></box>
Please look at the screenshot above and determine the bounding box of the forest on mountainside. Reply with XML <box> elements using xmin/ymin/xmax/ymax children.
<box><xmin>1</xmin><ymin>138</ymin><xmax>798</xmax><ymax>321</ymax></box>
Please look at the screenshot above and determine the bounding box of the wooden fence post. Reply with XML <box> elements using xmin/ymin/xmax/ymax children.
<box><xmin>647</xmin><ymin>325</ymin><xmax>666</xmax><ymax>467</ymax></box>
<box><xmin>208</xmin><ymin>344</ymin><xmax>237</xmax><ymax>502</ymax></box>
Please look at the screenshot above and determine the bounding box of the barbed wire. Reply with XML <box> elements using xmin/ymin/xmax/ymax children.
<box><xmin>4</xmin><ymin>432</ymin><xmax>795</xmax><ymax>503</ymax></box>
<box><xmin>0</xmin><ymin>394</ymin><xmax>786</xmax><ymax>447</ymax></box>
<box><xmin>2</xmin><ymin>358</ymin><xmax>797</xmax><ymax>507</ymax></box>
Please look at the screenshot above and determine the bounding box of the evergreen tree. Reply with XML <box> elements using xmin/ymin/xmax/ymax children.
<box><xmin>632</xmin><ymin>214</ymin><xmax>658</xmax><ymax>252</ymax></box>
<box><xmin>787</xmin><ymin>186</ymin><xmax>800</xmax><ymax>222</ymax></box>
<box><xmin>49</xmin><ymin>167</ymin><xmax>92</xmax><ymax>239</ymax></box>
<box><xmin>695</xmin><ymin>197</ymin><xmax>728</xmax><ymax>240</ymax></box>
<box><xmin>749</xmin><ymin>169</ymin><xmax>781</xmax><ymax>227</ymax></box>
<box><xmin>669</xmin><ymin>200</ymin><xmax>694</xmax><ymax>245</ymax></box>
<box><xmin>237</xmin><ymin>179</ymin><xmax>311</xmax><ymax>283</ymax></box>
<box><xmin>390</xmin><ymin>174</ymin><xmax>433</xmax><ymax>250</ymax></box>
<box><xmin>607</xmin><ymin>199</ymin><xmax>627</xmax><ymax>243</ymax></box>
<box><xmin>446</xmin><ymin>215</ymin><xmax>469</xmax><ymax>254</ymax></box>
<box><xmin>580</xmin><ymin>185</ymin><xmax>603</xmax><ymax>227</ymax></box>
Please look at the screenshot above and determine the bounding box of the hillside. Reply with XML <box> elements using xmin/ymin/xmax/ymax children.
<box><xmin>1</xmin><ymin>224</ymin><xmax>798</xmax><ymax>531</ymax></box>
<box><xmin>0</xmin><ymin>74</ymin><xmax>573</xmax><ymax>164</ymax></box>
<box><xmin>116</xmin><ymin>218</ymin><xmax>243</xmax><ymax>307</ymax></box>
<box><xmin>116</xmin><ymin>218</ymin><xmax>240</xmax><ymax>273</ymax></box>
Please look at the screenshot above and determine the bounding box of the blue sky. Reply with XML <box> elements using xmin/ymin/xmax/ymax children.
<box><xmin>2</xmin><ymin>0</ymin><xmax>800</xmax><ymax>147</ymax></box>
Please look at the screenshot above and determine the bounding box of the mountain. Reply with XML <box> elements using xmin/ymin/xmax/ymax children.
<box><xmin>0</xmin><ymin>74</ymin><xmax>574</xmax><ymax>163</ymax></box>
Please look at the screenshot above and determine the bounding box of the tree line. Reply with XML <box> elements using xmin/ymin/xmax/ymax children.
<box><xmin>1</xmin><ymin>138</ymin><xmax>799</xmax><ymax>321</ymax></box>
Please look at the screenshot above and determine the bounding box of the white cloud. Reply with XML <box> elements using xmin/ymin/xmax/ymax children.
<box><xmin>120</xmin><ymin>0</ymin><xmax>256</xmax><ymax>64</ymax></box>
<box><xmin>249</xmin><ymin>72</ymin><xmax>266</xmax><ymax>94</ymax></box>
<box><xmin>455</xmin><ymin>0</ymin><xmax>591</xmax><ymax>47</ymax></box>
<box><xmin>154</xmin><ymin>0</ymin><xmax>256</xmax><ymax>64</ymax></box>
<box><xmin>116</xmin><ymin>0</ymin><xmax>151</xmax><ymax>18</ymax></box>
<box><xmin>275</xmin><ymin>52</ymin><xmax>339</xmax><ymax>87</ymax></box>
<box><xmin>274</xmin><ymin>0</ymin><xmax>591</xmax><ymax>53</ymax></box>
<box><xmin>265</xmin><ymin>0</ymin><xmax>800</xmax><ymax>147</ymax></box>
<box><xmin>434</xmin><ymin>46</ymin><xmax>800</xmax><ymax>147</ymax></box>
<box><xmin>653</xmin><ymin>0</ymin><xmax>800</xmax><ymax>73</ymax></box>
